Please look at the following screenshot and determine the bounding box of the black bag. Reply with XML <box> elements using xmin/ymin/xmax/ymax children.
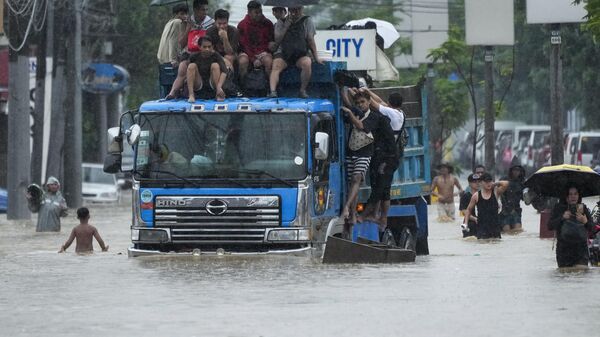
<box><xmin>243</xmin><ymin>69</ymin><xmax>268</xmax><ymax>97</ymax></box>
<box><xmin>334</xmin><ymin>70</ymin><xmax>360</xmax><ymax>88</ymax></box>
<box><xmin>395</xmin><ymin>113</ymin><xmax>409</xmax><ymax>157</ymax></box>
<box><xmin>281</xmin><ymin>16</ymin><xmax>309</xmax><ymax>62</ymax></box>
<box><xmin>222</xmin><ymin>69</ymin><xmax>241</xmax><ymax>97</ymax></box>
<box><xmin>560</xmin><ymin>219</ymin><xmax>588</xmax><ymax>244</ymax></box>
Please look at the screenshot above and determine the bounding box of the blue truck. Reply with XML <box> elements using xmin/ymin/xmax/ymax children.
<box><xmin>104</xmin><ymin>61</ymin><xmax>431</xmax><ymax>258</ymax></box>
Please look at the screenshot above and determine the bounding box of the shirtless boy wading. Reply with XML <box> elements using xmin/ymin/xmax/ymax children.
<box><xmin>59</xmin><ymin>208</ymin><xmax>109</xmax><ymax>254</ymax></box>
<box><xmin>431</xmin><ymin>163</ymin><xmax>463</xmax><ymax>222</ymax></box>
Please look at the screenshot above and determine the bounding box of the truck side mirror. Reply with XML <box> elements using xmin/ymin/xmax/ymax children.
<box><xmin>314</xmin><ymin>132</ymin><xmax>329</xmax><ymax>161</ymax></box>
<box><xmin>107</xmin><ymin>127</ymin><xmax>122</xmax><ymax>153</ymax></box>
<box><xmin>126</xmin><ymin>124</ymin><xmax>141</xmax><ymax>145</ymax></box>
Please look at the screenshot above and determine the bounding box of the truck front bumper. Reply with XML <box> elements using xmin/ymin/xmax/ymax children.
<box><xmin>127</xmin><ymin>245</ymin><xmax>313</xmax><ymax>258</ymax></box>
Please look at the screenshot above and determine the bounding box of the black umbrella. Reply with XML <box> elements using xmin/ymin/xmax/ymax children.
<box><xmin>258</xmin><ymin>0</ymin><xmax>320</xmax><ymax>7</ymax></box>
<box><xmin>524</xmin><ymin>164</ymin><xmax>600</xmax><ymax>198</ymax></box>
<box><xmin>149</xmin><ymin>0</ymin><xmax>186</xmax><ymax>6</ymax></box>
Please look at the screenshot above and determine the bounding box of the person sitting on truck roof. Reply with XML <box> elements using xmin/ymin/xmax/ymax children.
<box><xmin>237</xmin><ymin>1</ymin><xmax>274</xmax><ymax>81</ymax></box>
<box><xmin>166</xmin><ymin>0</ymin><xmax>214</xmax><ymax>100</ymax></box>
<box><xmin>340</xmin><ymin>90</ymin><xmax>381</xmax><ymax>234</ymax></box>
<box><xmin>206</xmin><ymin>9</ymin><xmax>239</xmax><ymax>72</ymax></box>
<box><xmin>186</xmin><ymin>36</ymin><xmax>228</xmax><ymax>102</ymax></box>
<box><xmin>157</xmin><ymin>4</ymin><xmax>189</xmax><ymax>68</ymax></box>
<box><xmin>268</xmin><ymin>6</ymin><xmax>322</xmax><ymax>98</ymax></box>
<box><xmin>272</xmin><ymin>6</ymin><xmax>287</xmax><ymax>23</ymax></box>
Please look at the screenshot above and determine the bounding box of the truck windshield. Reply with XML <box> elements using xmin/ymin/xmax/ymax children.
<box><xmin>134</xmin><ymin>112</ymin><xmax>307</xmax><ymax>181</ymax></box>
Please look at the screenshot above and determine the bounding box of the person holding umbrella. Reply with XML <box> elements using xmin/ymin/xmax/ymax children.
<box><xmin>548</xmin><ymin>186</ymin><xmax>594</xmax><ymax>268</ymax></box>
<box><xmin>524</xmin><ymin>164</ymin><xmax>600</xmax><ymax>268</ymax></box>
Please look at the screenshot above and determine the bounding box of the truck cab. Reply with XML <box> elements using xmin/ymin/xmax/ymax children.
<box><xmin>105</xmin><ymin>62</ymin><xmax>431</xmax><ymax>257</ymax></box>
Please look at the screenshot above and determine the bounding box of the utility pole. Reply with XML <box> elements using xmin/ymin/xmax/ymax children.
<box><xmin>7</xmin><ymin>9</ymin><xmax>31</xmax><ymax>219</ymax></box>
<box><xmin>47</xmin><ymin>2</ymin><xmax>66</xmax><ymax>181</ymax></box>
<box><xmin>549</xmin><ymin>24</ymin><xmax>564</xmax><ymax>165</ymax></box>
<box><xmin>31</xmin><ymin>26</ymin><xmax>47</xmax><ymax>185</ymax></box>
<box><xmin>41</xmin><ymin>0</ymin><xmax>55</xmax><ymax>182</ymax></box>
<box><xmin>96</xmin><ymin>93</ymin><xmax>108</xmax><ymax>162</ymax></box>
<box><xmin>426</xmin><ymin>63</ymin><xmax>439</xmax><ymax>167</ymax></box>
<box><xmin>62</xmin><ymin>0</ymin><xmax>82</xmax><ymax>207</ymax></box>
<box><xmin>483</xmin><ymin>46</ymin><xmax>495</xmax><ymax>174</ymax></box>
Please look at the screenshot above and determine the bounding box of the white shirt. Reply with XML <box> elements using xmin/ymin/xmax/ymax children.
<box><xmin>378</xmin><ymin>105</ymin><xmax>405</xmax><ymax>132</ymax></box>
<box><xmin>157</xmin><ymin>18</ymin><xmax>185</xmax><ymax>64</ymax></box>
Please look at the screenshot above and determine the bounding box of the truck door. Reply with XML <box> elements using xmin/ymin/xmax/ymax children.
<box><xmin>312</xmin><ymin>116</ymin><xmax>338</xmax><ymax>217</ymax></box>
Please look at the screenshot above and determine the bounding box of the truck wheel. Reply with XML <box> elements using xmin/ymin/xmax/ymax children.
<box><xmin>398</xmin><ymin>227</ymin><xmax>416</xmax><ymax>251</ymax></box>
<box><xmin>381</xmin><ymin>228</ymin><xmax>396</xmax><ymax>247</ymax></box>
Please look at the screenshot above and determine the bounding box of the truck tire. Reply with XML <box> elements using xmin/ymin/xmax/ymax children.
<box><xmin>397</xmin><ymin>226</ymin><xmax>416</xmax><ymax>252</ymax></box>
<box><xmin>381</xmin><ymin>228</ymin><xmax>397</xmax><ymax>247</ymax></box>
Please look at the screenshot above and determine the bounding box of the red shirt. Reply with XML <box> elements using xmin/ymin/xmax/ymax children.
<box><xmin>237</xmin><ymin>14</ymin><xmax>274</xmax><ymax>61</ymax></box>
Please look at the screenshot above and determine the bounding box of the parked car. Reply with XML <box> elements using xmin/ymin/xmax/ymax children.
<box><xmin>511</xmin><ymin>125</ymin><xmax>550</xmax><ymax>172</ymax></box>
<box><xmin>564</xmin><ymin>131</ymin><xmax>600</xmax><ymax>167</ymax></box>
<box><xmin>474</xmin><ymin>120</ymin><xmax>524</xmax><ymax>167</ymax></box>
<box><xmin>82</xmin><ymin>163</ymin><xmax>121</xmax><ymax>203</ymax></box>
<box><xmin>520</xmin><ymin>126</ymin><xmax>551</xmax><ymax>172</ymax></box>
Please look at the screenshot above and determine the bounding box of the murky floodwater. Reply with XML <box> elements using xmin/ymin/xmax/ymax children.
<box><xmin>1</xmin><ymin>193</ymin><xmax>599</xmax><ymax>337</ymax></box>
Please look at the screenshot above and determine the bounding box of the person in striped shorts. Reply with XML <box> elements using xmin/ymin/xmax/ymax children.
<box><xmin>340</xmin><ymin>90</ymin><xmax>380</xmax><ymax>234</ymax></box>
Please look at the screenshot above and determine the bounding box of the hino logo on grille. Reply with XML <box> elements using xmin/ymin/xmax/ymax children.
<box><xmin>206</xmin><ymin>199</ymin><xmax>228</xmax><ymax>215</ymax></box>
<box><xmin>156</xmin><ymin>199</ymin><xmax>191</xmax><ymax>207</ymax></box>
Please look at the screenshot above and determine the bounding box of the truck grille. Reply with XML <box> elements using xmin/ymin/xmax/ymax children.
<box><xmin>153</xmin><ymin>196</ymin><xmax>280</xmax><ymax>244</ymax></box>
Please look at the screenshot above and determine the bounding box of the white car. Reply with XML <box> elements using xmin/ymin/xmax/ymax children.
<box><xmin>564</xmin><ymin>131</ymin><xmax>600</xmax><ymax>166</ymax></box>
<box><xmin>82</xmin><ymin>163</ymin><xmax>121</xmax><ymax>203</ymax></box>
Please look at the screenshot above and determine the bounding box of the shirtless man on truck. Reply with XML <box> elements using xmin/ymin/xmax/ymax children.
<box><xmin>431</xmin><ymin>163</ymin><xmax>463</xmax><ymax>222</ymax></box>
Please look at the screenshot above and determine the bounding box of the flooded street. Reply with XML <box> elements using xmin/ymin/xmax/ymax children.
<box><xmin>1</xmin><ymin>193</ymin><xmax>600</xmax><ymax>337</ymax></box>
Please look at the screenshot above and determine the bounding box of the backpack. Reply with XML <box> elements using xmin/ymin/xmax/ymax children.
<box><xmin>281</xmin><ymin>16</ymin><xmax>309</xmax><ymax>62</ymax></box>
<box><xmin>243</xmin><ymin>68</ymin><xmax>269</xmax><ymax>97</ymax></box>
<box><xmin>395</xmin><ymin>111</ymin><xmax>409</xmax><ymax>157</ymax></box>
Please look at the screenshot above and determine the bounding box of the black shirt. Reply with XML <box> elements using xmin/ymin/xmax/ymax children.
<box><xmin>372</xmin><ymin>112</ymin><xmax>399</xmax><ymax>164</ymax></box>
<box><xmin>189</xmin><ymin>51</ymin><xmax>227</xmax><ymax>81</ymax></box>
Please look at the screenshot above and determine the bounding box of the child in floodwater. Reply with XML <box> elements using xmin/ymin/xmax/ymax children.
<box><xmin>59</xmin><ymin>207</ymin><xmax>109</xmax><ymax>254</ymax></box>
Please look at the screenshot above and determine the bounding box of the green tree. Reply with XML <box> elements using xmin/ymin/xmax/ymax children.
<box><xmin>575</xmin><ymin>0</ymin><xmax>600</xmax><ymax>39</ymax></box>
<box><xmin>113</xmin><ymin>1</ymin><xmax>171</xmax><ymax>108</ymax></box>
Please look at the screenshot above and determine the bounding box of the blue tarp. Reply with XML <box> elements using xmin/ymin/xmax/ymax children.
<box><xmin>0</xmin><ymin>188</ymin><xmax>7</xmax><ymax>213</ymax></box>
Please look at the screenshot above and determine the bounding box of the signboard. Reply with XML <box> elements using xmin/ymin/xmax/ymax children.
<box><xmin>411</xmin><ymin>0</ymin><xmax>448</xmax><ymax>32</ymax></box>
<box><xmin>409</xmin><ymin>0</ymin><xmax>449</xmax><ymax>64</ymax></box>
<box><xmin>82</xmin><ymin>63</ymin><xmax>129</xmax><ymax>94</ymax></box>
<box><xmin>465</xmin><ymin>0</ymin><xmax>514</xmax><ymax>46</ymax></box>
<box><xmin>412</xmin><ymin>31</ymin><xmax>448</xmax><ymax>64</ymax></box>
<box><xmin>314</xmin><ymin>30</ymin><xmax>376</xmax><ymax>71</ymax></box>
<box><xmin>526</xmin><ymin>0</ymin><xmax>587</xmax><ymax>24</ymax></box>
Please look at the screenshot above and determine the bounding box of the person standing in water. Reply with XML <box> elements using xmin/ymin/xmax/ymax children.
<box><xmin>431</xmin><ymin>163</ymin><xmax>463</xmax><ymax>222</ymax></box>
<box><xmin>26</xmin><ymin>176</ymin><xmax>68</xmax><ymax>232</ymax></box>
<box><xmin>59</xmin><ymin>208</ymin><xmax>109</xmax><ymax>254</ymax></box>
<box><xmin>463</xmin><ymin>173</ymin><xmax>509</xmax><ymax>240</ymax></box>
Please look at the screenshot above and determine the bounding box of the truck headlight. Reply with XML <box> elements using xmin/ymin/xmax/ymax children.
<box><xmin>131</xmin><ymin>229</ymin><xmax>139</xmax><ymax>241</ymax></box>
<box><xmin>137</xmin><ymin>229</ymin><xmax>169</xmax><ymax>243</ymax></box>
<box><xmin>267</xmin><ymin>229</ymin><xmax>310</xmax><ymax>242</ymax></box>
